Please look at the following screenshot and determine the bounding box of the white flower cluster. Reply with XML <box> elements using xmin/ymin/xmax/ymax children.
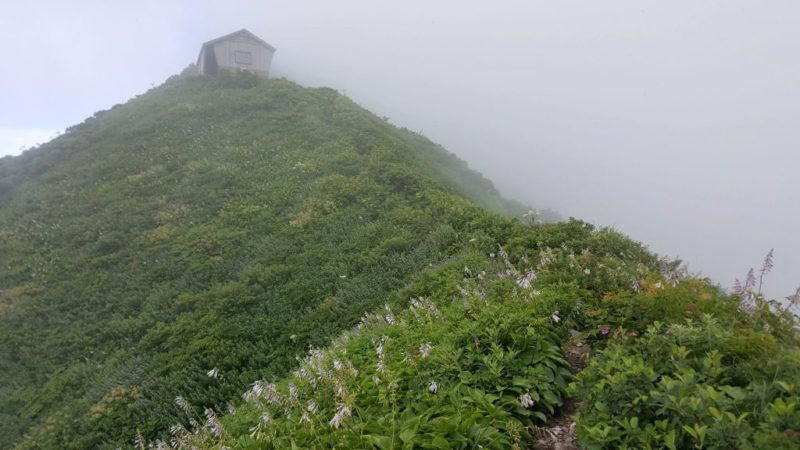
<box><xmin>419</xmin><ymin>342</ymin><xmax>432</xmax><ymax>358</ymax></box>
<box><xmin>384</xmin><ymin>304</ymin><xmax>396</xmax><ymax>325</ymax></box>
<box><xmin>519</xmin><ymin>393</ymin><xmax>535</xmax><ymax>408</ymax></box>
<box><xmin>516</xmin><ymin>269</ymin><xmax>537</xmax><ymax>289</ymax></box>
<box><xmin>538</xmin><ymin>247</ymin><xmax>555</xmax><ymax>268</ymax></box>
<box><xmin>375</xmin><ymin>336</ymin><xmax>387</xmax><ymax>375</ymax></box>
<box><xmin>329</xmin><ymin>403</ymin><xmax>352</xmax><ymax>429</ymax></box>
<box><xmin>204</xmin><ymin>408</ymin><xmax>223</xmax><ymax>437</ymax></box>
<box><xmin>409</xmin><ymin>296</ymin><xmax>441</xmax><ymax>319</ymax></box>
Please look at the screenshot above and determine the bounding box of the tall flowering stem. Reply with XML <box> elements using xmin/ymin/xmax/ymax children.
<box><xmin>783</xmin><ymin>286</ymin><xmax>800</xmax><ymax>314</ymax></box>
<box><xmin>758</xmin><ymin>248</ymin><xmax>774</xmax><ymax>294</ymax></box>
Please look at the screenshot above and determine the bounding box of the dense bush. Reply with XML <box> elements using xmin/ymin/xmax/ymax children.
<box><xmin>571</xmin><ymin>315</ymin><xmax>800</xmax><ymax>449</ymax></box>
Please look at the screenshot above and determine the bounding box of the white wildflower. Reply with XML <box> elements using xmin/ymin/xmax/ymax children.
<box><xmin>551</xmin><ymin>311</ymin><xmax>561</xmax><ymax>323</ymax></box>
<box><xmin>333</xmin><ymin>359</ymin><xmax>343</xmax><ymax>371</ymax></box>
<box><xmin>207</xmin><ymin>367</ymin><xmax>220</xmax><ymax>379</ymax></box>
<box><xmin>519</xmin><ymin>393</ymin><xmax>535</xmax><ymax>408</ymax></box>
<box><xmin>295</xmin><ymin>366</ymin><xmax>316</xmax><ymax>387</ymax></box>
<box><xmin>288</xmin><ymin>383</ymin><xmax>298</xmax><ymax>399</ymax></box>
<box><xmin>169</xmin><ymin>424</ymin><xmax>188</xmax><ymax>448</ymax></box>
<box><xmin>583</xmin><ymin>268</ymin><xmax>591</xmax><ymax>275</ymax></box>
<box><xmin>428</xmin><ymin>380</ymin><xmax>439</xmax><ymax>394</ymax></box>
<box><xmin>263</xmin><ymin>382</ymin><xmax>282</xmax><ymax>406</ymax></box>
<box><xmin>300</xmin><ymin>412</ymin><xmax>311</xmax><ymax>426</ymax></box>
<box><xmin>334</xmin><ymin>380</ymin><xmax>347</xmax><ymax>399</ymax></box>
<box><xmin>175</xmin><ymin>396</ymin><xmax>193</xmax><ymax>415</ymax></box>
<box><xmin>307</xmin><ymin>400</ymin><xmax>318</xmax><ymax>414</ymax></box>
<box><xmin>169</xmin><ymin>424</ymin><xmax>186</xmax><ymax>436</ymax></box>
<box><xmin>372</xmin><ymin>375</ymin><xmax>381</xmax><ymax>384</ymax></box>
<box><xmin>375</xmin><ymin>336</ymin><xmax>387</xmax><ymax>374</ymax></box>
<box><xmin>516</xmin><ymin>269</ymin><xmax>536</xmax><ymax>289</ymax></box>
<box><xmin>204</xmin><ymin>408</ymin><xmax>223</xmax><ymax>437</ymax></box>
<box><xmin>539</xmin><ymin>248</ymin><xmax>554</xmax><ymax>268</ymax></box>
<box><xmin>384</xmin><ymin>305</ymin><xmax>396</xmax><ymax>324</ymax></box>
<box><xmin>329</xmin><ymin>404</ymin><xmax>352</xmax><ymax>429</ymax></box>
<box><xmin>261</xmin><ymin>412</ymin><xmax>272</xmax><ymax>424</ymax></box>
<box><xmin>409</xmin><ymin>296</ymin><xmax>441</xmax><ymax>318</ymax></box>
<box><xmin>250</xmin><ymin>381</ymin><xmax>264</xmax><ymax>397</ymax></box>
<box><xmin>134</xmin><ymin>430</ymin><xmax>145</xmax><ymax>450</ymax></box>
<box><xmin>419</xmin><ymin>342</ymin><xmax>432</xmax><ymax>358</ymax></box>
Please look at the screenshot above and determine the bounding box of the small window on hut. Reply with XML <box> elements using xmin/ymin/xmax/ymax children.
<box><xmin>234</xmin><ymin>51</ymin><xmax>253</xmax><ymax>65</ymax></box>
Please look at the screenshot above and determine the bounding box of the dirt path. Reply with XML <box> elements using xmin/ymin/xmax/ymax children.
<box><xmin>532</xmin><ymin>331</ymin><xmax>589</xmax><ymax>450</ymax></box>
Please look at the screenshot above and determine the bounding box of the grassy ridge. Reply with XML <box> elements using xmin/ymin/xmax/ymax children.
<box><xmin>187</xmin><ymin>221</ymin><xmax>800</xmax><ymax>449</ymax></box>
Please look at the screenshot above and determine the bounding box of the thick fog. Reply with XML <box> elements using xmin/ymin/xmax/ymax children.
<box><xmin>1</xmin><ymin>1</ymin><xmax>797</xmax><ymax>299</ymax></box>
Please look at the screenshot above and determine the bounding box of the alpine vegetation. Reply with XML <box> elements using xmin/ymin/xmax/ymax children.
<box><xmin>1</xmin><ymin>72</ymin><xmax>798</xmax><ymax>449</ymax></box>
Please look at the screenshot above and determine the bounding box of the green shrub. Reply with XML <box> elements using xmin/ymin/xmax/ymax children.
<box><xmin>570</xmin><ymin>315</ymin><xmax>800</xmax><ymax>449</ymax></box>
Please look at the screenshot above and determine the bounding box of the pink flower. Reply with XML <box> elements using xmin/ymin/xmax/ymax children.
<box><xmin>474</xmin><ymin>338</ymin><xmax>481</xmax><ymax>347</ymax></box>
<box><xmin>600</xmin><ymin>327</ymin><xmax>611</xmax><ymax>336</ymax></box>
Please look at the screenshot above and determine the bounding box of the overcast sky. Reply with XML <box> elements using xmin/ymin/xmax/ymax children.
<box><xmin>1</xmin><ymin>1</ymin><xmax>797</xmax><ymax>300</ymax></box>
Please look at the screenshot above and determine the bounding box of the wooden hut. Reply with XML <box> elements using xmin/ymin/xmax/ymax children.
<box><xmin>197</xmin><ymin>29</ymin><xmax>276</xmax><ymax>77</ymax></box>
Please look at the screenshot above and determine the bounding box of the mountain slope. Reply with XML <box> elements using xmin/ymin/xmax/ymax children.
<box><xmin>2</xmin><ymin>73</ymin><xmax>798</xmax><ymax>450</ymax></box>
<box><xmin>163</xmin><ymin>219</ymin><xmax>800</xmax><ymax>449</ymax></box>
<box><xmin>0</xmin><ymin>73</ymin><xmax>526</xmax><ymax>448</ymax></box>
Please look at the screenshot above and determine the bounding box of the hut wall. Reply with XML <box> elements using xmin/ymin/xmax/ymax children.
<box><xmin>212</xmin><ymin>34</ymin><xmax>274</xmax><ymax>76</ymax></box>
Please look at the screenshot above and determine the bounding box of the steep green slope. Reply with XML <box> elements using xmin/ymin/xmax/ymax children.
<box><xmin>0</xmin><ymin>73</ymin><xmax>527</xmax><ymax>448</ymax></box>
<box><xmin>162</xmin><ymin>221</ymin><xmax>800</xmax><ymax>449</ymax></box>
<box><xmin>3</xmin><ymin>72</ymin><xmax>798</xmax><ymax>450</ymax></box>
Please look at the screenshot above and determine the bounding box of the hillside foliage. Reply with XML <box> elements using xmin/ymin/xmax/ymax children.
<box><xmin>0</xmin><ymin>73</ymin><xmax>797</xmax><ymax>449</ymax></box>
<box><xmin>0</xmin><ymin>73</ymin><xmax>525</xmax><ymax>448</ymax></box>
<box><xmin>179</xmin><ymin>222</ymin><xmax>800</xmax><ymax>450</ymax></box>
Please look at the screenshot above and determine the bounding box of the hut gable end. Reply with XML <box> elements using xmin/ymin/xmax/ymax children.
<box><xmin>197</xmin><ymin>29</ymin><xmax>276</xmax><ymax>77</ymax></box>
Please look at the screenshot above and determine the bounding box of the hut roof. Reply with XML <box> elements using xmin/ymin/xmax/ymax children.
<box><xmin>198</xmin><ymin>29</ymin><xmax>276</xmax><ymax>59</ymax></box>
